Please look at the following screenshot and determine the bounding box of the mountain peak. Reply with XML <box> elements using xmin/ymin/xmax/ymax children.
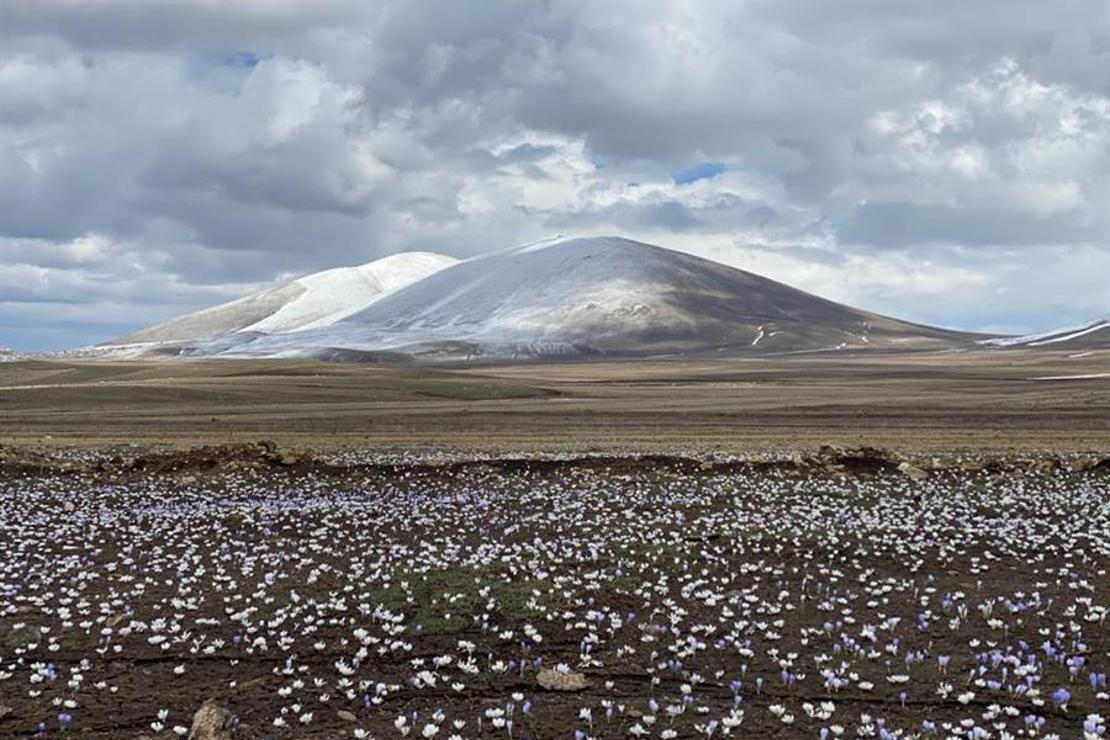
<box><xmin>167</xmin><ymin>236</ymin><xmax>974</xmax><ymax>362</ymax></box>
<box><xmin>97</xmin><ymin>236</ymin><xmax>1012</xmax><ymax>363</ymax></box>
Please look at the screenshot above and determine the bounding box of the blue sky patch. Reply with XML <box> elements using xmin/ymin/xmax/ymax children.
<box><xmin>673</xmin><ymin>162</ymin><xmax>725</xmax><ymax>185</ymax></box>
<box><xmin>223</xmin><ymin>51</ymin><xmax>262</xmax><ymax>68</ymax></box>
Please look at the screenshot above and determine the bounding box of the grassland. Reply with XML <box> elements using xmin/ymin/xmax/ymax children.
<box><xmin>0</xmin><ymin>349</ymin><xmax>1106</xmax><ymax>455</ymax></box>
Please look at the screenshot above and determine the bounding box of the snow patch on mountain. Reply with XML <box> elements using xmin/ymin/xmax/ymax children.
<box><xmin>983</xmin><ymin>316</ymin><xmax>1110</xmax><ymax>348</ymax></box>
<box><xmin>247</xmin><ymin>252</ymin><xmax>458</xmax><ymax>333</ymax></box>
<box><xmin>109</xmin><ymin>252</ymin><xmax>457</xmax><ymax>346</ymax></box>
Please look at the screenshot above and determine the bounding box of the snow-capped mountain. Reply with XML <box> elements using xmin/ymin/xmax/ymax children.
<box><xmin>175</xmin><ymin>236</ymin><xmax>975</xmax><ymax>362</ymax></box>
<box><xmin>982</xmin><ymin>316</ymin><xmax>1110</xmax><ymax>351</ymax></box>
<box><xmin>108</xmin><ymin>252</ymin><xmax>458</xmax><ymax>347</ymax></box>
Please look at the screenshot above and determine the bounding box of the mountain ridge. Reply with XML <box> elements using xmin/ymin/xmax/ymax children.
<box><xmin>167</xmin><ymin>236</ymin><xmax>980</xmax><ymax>362</ymax></box>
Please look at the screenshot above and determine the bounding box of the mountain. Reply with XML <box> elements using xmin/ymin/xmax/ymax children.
<box><xmin>109</xmin><ymin>252</ymin><xmax>458</xmax><ymax>346</ymax></box>
<box><xmin>177</xmin><ymin>236</ymin><xmax>975</xmax><ymax>362</ymax></box>
<box><xmin>982</xmin><ymin>316</ymin><xmax>1110</xmax><ymax>351</ymax></box>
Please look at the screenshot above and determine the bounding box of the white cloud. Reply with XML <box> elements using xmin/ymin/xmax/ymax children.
<box><xmin>0</xmin><ymin>1</ymin><xmax>1107</xmax><ymax>349</ymax></box>
<box><xmin>854</xmin><ymin>58</ymin><xmax>1110</xmax><ymax>225</ymax></box>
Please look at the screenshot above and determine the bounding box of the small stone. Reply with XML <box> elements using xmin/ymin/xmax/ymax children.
<box><xmin>187</xmin><ymin>699</ymin><xmax>234</xmax><ymax>740</ymax></box>
<box><xmin>336</xmin><ymin>710</ymin><xmax>358</xmax><ymax>723</ymax></box>
<box><xmin>1032</xmin><ymin>459</ymin><xmax>1057</xmax><ymax>475</ymax></box>
<box><xmin>275</xmin><ymin>449</ymin><xmax>309</xmax><ymax>466</ymax></box>
<box><xmin>897</xmin><ymin>461</ymin><xmax>928</xmax><ymax>481</ymax></box>
<box><xmin>536</xmin><ymin>668</ymin><xmax>590</xmax><ymax>691</ymax></box>
<box><xmin>0</xmin><ymin>705</ymin><xmax>13</xmax><ymax>721</ymax></box>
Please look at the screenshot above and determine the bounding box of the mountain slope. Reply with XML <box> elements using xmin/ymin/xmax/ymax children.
<box><xmin>983</xmin><ymin>316</ymin><xmax>1110</xmax><ymax>351</ymax></box>
<box><xmin>190</xmin><ymin>236</ymin><xmax>974</xmax><ymax>361</ymax></box>
<box><xmin>110</xmin><ymin>252</ymin><xmax>458</xmax><ymax>345</ymax></box>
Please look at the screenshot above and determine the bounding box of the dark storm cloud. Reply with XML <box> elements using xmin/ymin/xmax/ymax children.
<box><xmin>0</xmin><ymin>1</ymin><xmax>376</xmax><ymax>52</ymax></box>
<box><xmin>0</xmin><ymin>0</ymin><xmax>1106</xmax><ymax>350</ymax></box>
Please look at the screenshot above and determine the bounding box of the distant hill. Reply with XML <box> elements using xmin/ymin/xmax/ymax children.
<box><xmin>159</xmin><ymin>236</ymin><xmax>978</xmax><ymax>362</ymax></box>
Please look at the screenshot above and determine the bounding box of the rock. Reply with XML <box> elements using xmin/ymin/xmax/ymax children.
<box><xmin>797</xmin><ymin>445</ymin><xmax>904</xmax><ymax>475</ymax></box>
<box><xmin>255</xmin><ymin>440</ymin><xmax>279</xmax><ymax>455</ymax></box>
<box><xmin>336</xmin><ymin>710</ymin><xmax>358</xmax><ymax>723</ymax></box>
<box><xmin>187</xmin><ymin>700</ymin><xmax>234</xmax><ymax>740</ymax></box>
<box><xmin>536</xmin><ymin>668</ymin><xmax>590</xmax><ymax>691</ymax></box>
<box><xmin>0</xmin><ymin>705</ymin><xmax>12</xmax><ymax>721</ymax></box>
<box><xmin>897</xmin><ymin>461</ymin><xmax>929</xmax><ymax>481</ymax></box>
<box><xmin>1031</xmin><ymin>459</ymin><xmax>1058</xmax><ymax>475</ymax></box>
<box><xmin>275</xmin><ymin>449</ymin><xmax>310</xmax><ymax>467</ymax></box>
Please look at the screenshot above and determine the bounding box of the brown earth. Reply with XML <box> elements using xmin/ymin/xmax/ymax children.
<box><xmin>0</xmin><ymin>348</ymin><xmax>1107</xmax><ymax>455</ymax></box>
<box><xmin>0</xmin><ymin>462</ymin><xmax>1107</xmax><ymax>738</ymax></box>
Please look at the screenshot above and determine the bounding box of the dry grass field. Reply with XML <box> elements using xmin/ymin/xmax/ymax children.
<box><xmin>1</xmin><ymin>348</ymin><xmax>1106</xmax><ymax>455</ymax></box>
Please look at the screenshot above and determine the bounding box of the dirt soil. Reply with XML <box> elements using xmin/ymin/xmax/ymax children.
<box><xmin>0</xmin><ymin>458</ymin><xmax>1107</xmax><ymax>738</ymax></box>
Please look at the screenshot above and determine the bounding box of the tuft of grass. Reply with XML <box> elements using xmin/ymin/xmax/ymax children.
<box><xmin>366</xmin><ymin>567</ymin><xmax>547</xmax><ymax>635</ymax></box>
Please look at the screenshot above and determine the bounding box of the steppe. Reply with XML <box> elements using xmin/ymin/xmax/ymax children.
<box><xmin>1</xmin><ymin>349</ymin><xmax>1107</xmax><ymax>454</ymax></box>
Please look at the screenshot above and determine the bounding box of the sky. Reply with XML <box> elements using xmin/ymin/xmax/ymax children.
<box><xmin>1</xmin><ymin>0</ymin><xmax>1108</xmax><ymax>351</ymax></box>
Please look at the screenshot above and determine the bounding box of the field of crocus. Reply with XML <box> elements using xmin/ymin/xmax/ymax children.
<box><xmin>1</xmin><ymin>460</ymin><xmax>1107</xmax><ymax>738</ymax></box>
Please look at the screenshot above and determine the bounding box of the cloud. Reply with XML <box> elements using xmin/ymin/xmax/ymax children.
<box><xmin>0</xmin><ymin>0</ymin><xmax>1106</xmax><ymax>349</ymax></box>
<box><xmin>839</xmin><ymin>59</ymin><xmax>1110</xmax><ymax>247</ymax></box>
